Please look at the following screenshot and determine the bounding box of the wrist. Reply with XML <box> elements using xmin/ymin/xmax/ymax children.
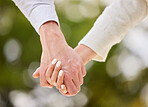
<box><xmin>39</xmin><ymin>21</ymin><xmax>58</xmax><ymax>34</ymax></box>
<box><xmin>40</xmin><ymin>21</ymin><xmax>67</xmax><ymax>41</ymax></box>
<box><xmin>74</xmin><ymin>44</ymin><xmax>97</xmax><ymax>65</ymax></box>
<box><xmin>39</xmin><ymin>21</ymin><xmax>67</xmax><ymax>50</ymax></box>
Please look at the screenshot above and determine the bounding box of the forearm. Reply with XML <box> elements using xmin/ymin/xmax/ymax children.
<box><xmin>78</xmin><ymin>0</ymin><xmax>148</xmax><ymax>62</ymax></box>
<box><xmin>39</xmin><ymin>22</ymin><xmax>96</xmax><ymax>65</ymax></box>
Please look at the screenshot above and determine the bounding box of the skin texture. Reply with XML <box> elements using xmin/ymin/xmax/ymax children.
<box><xmin>74</xmin><ymin>44</ymin><xmax>97</xmax><ymax>65</ymax></box>
<box><xmin>33</xmin><ymin>21</ymin><xmax>86</xmax><ymax>96</ymax></box>
<box><xmin>33</xmin><ymin>43</ymin><xmax>99</xmax><ymax>96</ymax></box>
<box><xmin>58</xmin><ymin>44</ymin><xmax>98</xmax><ymax>94</ymax></box>
<box><xmin>33</xmin><ymin>21</ymin><xmax>101</xmax><ymax>96</ymax></box>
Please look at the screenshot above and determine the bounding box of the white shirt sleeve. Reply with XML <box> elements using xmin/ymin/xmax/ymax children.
<box><xmin>78</xmin><ymin>0</ymin><xmax>148</xmax><ymax>62</ymax></box>
<box><xmin>12</xmin><ymin>0</ymin><xmax>59</xmax><ymax>35</ymax></box>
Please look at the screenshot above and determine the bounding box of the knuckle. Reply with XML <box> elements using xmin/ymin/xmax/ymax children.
<box><xmin>76</xmin><ymin>63</ymin><xmax>81</xmax><ymax>69</ymax></box>
<box><xmin>46</xmin><ymin>74</ymin><xmax>50</xmax><ymax>80</ymax></box>
<box><xmin>64</xmin><ymin>73</ymin><xmax>71</xmax><ymax>80</ymax></box>
<box><xmin>71</xmin><ymin>69</ymin><xmax>77</xmax><ymax>75</ymax></box>
<box><xmin>54</xmin><ymin>69</ymin><xmax>59</xmax><ymax>73</ymax></box>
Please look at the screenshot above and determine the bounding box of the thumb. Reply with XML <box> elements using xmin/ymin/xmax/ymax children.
<box><xmin>32</xmin><ymin>67</ymin><xmax>40</xmax><ymax>78</ymax></box>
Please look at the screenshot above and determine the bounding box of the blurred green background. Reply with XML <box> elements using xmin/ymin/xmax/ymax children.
<box><xmin>0</xmin><ymin>0</ymin><xmax>148</xmax><ymax>107</ymax></box>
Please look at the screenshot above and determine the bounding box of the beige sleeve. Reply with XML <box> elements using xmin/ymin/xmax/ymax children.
<box><xmin>78</xmin><ymin>0</ymin><xmax>148</xmax><ymax>62</ymax></box>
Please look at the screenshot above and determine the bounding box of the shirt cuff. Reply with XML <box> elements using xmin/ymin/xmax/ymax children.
<box><xmin>78</xmin><ymin>0</ymin><xmax>148</xmax><ymax>62</ymax></box>
<box><xmin>29</xmin><ymin>5</ymin><xmax>59</xmax><ymax>35</ymax></box>
<box><xmin>78</xmin><ymin>34</ymin><xmax>116</xmax><ymax>62</ymax></box>
<box><xmin>78</xmin><ymin>19</ymin><xmax>123</xmax><ymax>62</ymax></box>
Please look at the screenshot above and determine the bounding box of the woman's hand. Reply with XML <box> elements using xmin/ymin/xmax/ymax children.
<box><xmin>74</xmin><ymin>44</ymin><xmax>98</xmax><ymax>65</ymax></box>
<box><xmin>33</xmin><ymin>58</ymin><xmax>67</xmax><ymax>93</ymax></box>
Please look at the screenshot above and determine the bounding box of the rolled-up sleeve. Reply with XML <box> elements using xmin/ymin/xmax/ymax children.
<box><xmin>78</xmin><ymin>0</ymin><xmax>148</xmax><ymax>62</ymax></box>
<box><xmin>12</xmin><ymin>0</ymin><xmax>59</xmax><ymax>35</ymax></box>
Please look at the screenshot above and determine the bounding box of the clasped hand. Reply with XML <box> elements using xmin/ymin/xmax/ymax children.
<box><xmin>32</xmin><ymin>21</ymin><xmax>86</xmax><ymax>96</ymax></box>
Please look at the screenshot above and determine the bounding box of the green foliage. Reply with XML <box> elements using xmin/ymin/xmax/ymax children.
<box><xmin>0</xmin><ymin>0</ymin><xmax>147</xmax><ymax>107</ymax></box>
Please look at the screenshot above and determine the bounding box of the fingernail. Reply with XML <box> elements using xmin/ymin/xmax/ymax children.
<box><xmin>33</xmin><ymin>68</ymin><xmax>39</xmax><ymax>76</ymax></box>
<box><xmin>56</xmin><ymin>61</ymin><xmax>61</xmax><ymax>67</ymax></box>
<box><xmin>61</xmin><ymin>85</ymin><xmax>67</xmax><ymax>93</ymax></box>
<box><xmin>52</xmin><ymin>58</ymin><xmax>57</xmax><ymax>64</ymax></box>
<box><xmin>63</xmin><ymin>90</ymin><xmax>67</xmax><ymax>94</ymax></box>
<box><xmin>58</xmin><ymin>70</ymin><xmax>63</xmax><ymax>77</ymax></box>
<box><xmin>33</xmin><ymin>72</ymin><xmax>36</xmax><ymax>76</ymax></box>
<box><xmin>33</xmin><ymin>70</ymin><xmax>38</xmax><ymax>76</ymax></box>
<box><xmin>61</xmin><ymin>85</ymin><xmax>64</xmax><ymax>90</ymax></box>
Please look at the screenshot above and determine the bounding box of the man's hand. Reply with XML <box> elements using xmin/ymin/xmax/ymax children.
<box><xmin>33</xmin><ymin>21</ymin><xmax>86</xmax><ymax>96</ymax></box>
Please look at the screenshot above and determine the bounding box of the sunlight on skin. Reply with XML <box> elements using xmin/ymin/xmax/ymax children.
<box><xmin>59</xmin><ymin>44</ymin><xmax>98</xmax><ymax>94</ymax></box>
<box><xmin>33</xmin><ymin>44</ymin><xmax>100</xmax><ymax>95</ymax></box>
